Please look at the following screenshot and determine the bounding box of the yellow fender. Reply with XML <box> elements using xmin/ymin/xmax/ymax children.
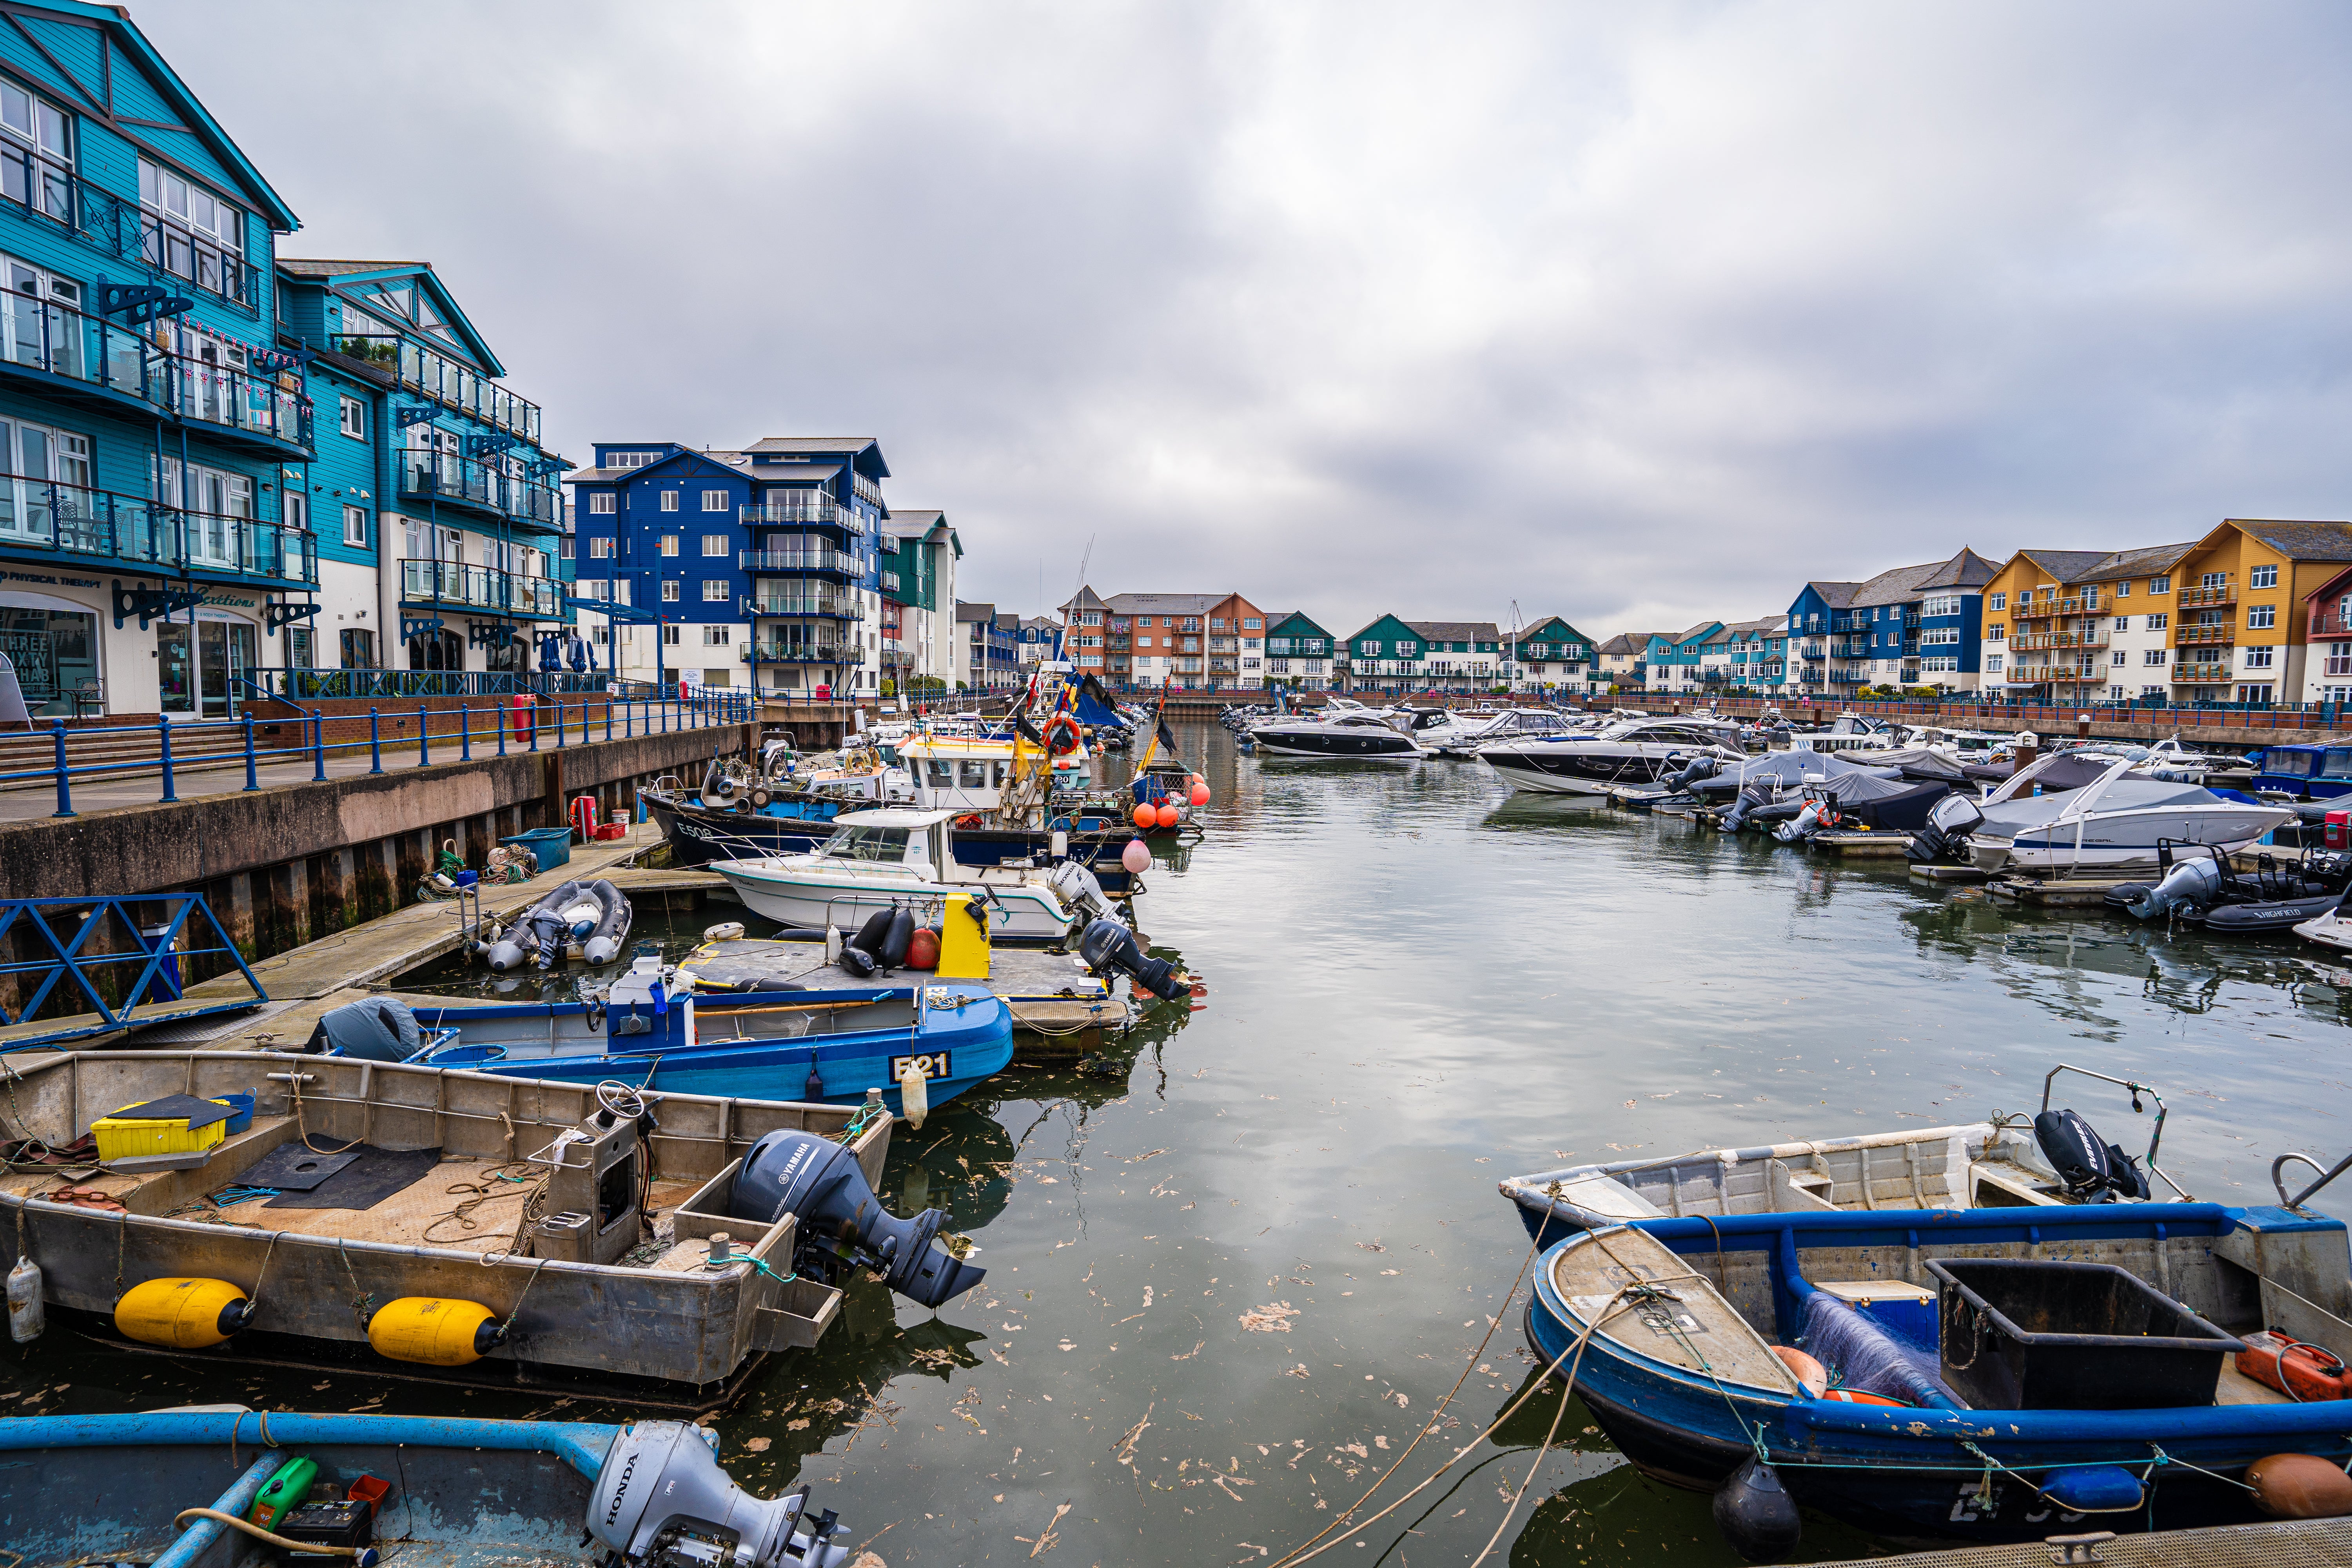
<box><xmin>368</xmin><ymin>1296</ymin><xmax>504</xmax><ymax>1366</ymax></box>
<box><xmin>115</xmin><ymin>1277</ymin><xmax>250</xmax><ymax>1349</ymax></box>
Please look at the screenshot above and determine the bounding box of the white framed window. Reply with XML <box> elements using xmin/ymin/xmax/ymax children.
<box><xmin>660</xmin><ymin>490</ymin><xmax>679</xmax><ymax>512</ymax></box>
<box><xmin>659</xmin><ymin>534</ymin><xmax>679</xmax><ymax>557</ymax></box>
<box><xmin>2327</xmin><ymin>642</ymin><xmax>2352</xmax><ymax>678</ymax></box>
<box><xmin>2112</xmin><ymin>616</ymin><xmax>2130</xmax><ymax>632</ymax></box>
<box><xmin>2245</xmin><ymin>646</ymin><xmax>2274</xmax><ymax>669</ymax></box>
<box><xmin>2239</xmin><ymin>682</ymin><xmax>2274</xmax><ymax>703</ymax></box>
<box><xmin>2251</xmin><ymin>564</ymin><xmax>2279</xmax><ymax>588</ymax></box>
<box><xmin>2116</xmin><ymin>581</ymin><xmax>2132</xmax><ymax>597</ymax></box>
<box><xmin>2201</xmin><ymin>571</ymin><xmax>2229</xmax><ymax>590</ymax></box>
<box><xmin>2249</xmin><ymin>604</ymin><xmax>2276</xmax><ymax>629</ymax></box>
<box><xmin>661</xmin><ymin>579</ymin><xmax>680</xmax><ymax>603</ymax></box>
<box><xmin>2147</xmin><ymin>612</ymin><xmax>2168</xmax><ymax>630</ymax></box>
<box><xmin>283</xmin><ymin>490</ymin><xmax>308</xmax><ymax>533</ymax></box>
<box><xmin>2144</xmin><ymin>648</ymin><xmax>2168</xmax><ymax>666</ymax></box>
<box><xmin>2111</xmin><ymin>650</ymin><xmax>2128</xmax><ymax>666</ymax></box>
<box><xmin>702</xmin><ymin>579</ymin><xmax>730</xmax><ymax>602</ymax></box>
<box><xmin>1989</xmin><ymin>592</ymin><xmax>2006</xmax><ymax>610</ymax></box>
<box><xmin>607</xmin><ymin>451</ymin><xmax>658</xmax><ymax>470</ymax></box>
<box><xmin>588</xmin><ymin>536</ymin><xmax>614</xmax><ymax>559</ymax></box>
<box><xmin>662</xmin><ymin>623</ymin><xmax>681</xmax><ymax>644</ymax></box>
<box><xmin>588</xmin><ymin>492</ymin><xmax>615</xmax><ymax>514</ymax></box>
<box><xmin>2150</xmin><ymin>576</ymin><xmax>2171</xmax><ymax>594</ymax></box>
<box><xmin>2141</xmin><ymin>685</ymin><xmax>2167</xmax><ymax>698</ymax></box>
<box><xmin>1986</xmin><ymin>625</ymin><xmax>2005</xmax><ymax>642</ymax></box>
<box><xmin>702</xmin><ymin>625</ymin><xmax>731</xmax><ymax>646</ymax></box>
<box><xmin>1984</xmin><ymin>654</ymin><xmax>2004</xmax><ymax>673</ymax></box>
<box><xmin>702</xmin><ymin>489</ymin><xmax>728</xmax><ymax>512</ymax></box>
<box><xmin>343</xmin><ymin>504</ymin><xmax>367</xmax><ymax>547</ymax></box>
<box><xmin>1920</xmin><ymin>628</ymin><xmax>1960</xmax><ymax>646</ymax></box>
<box><xmin>138</xmin><ymin>157</ymin><xmax>243</xmax><ymax>299</ymax></box>
<box><xmin>702</xmin><ymin>535</ymin><xmax>727</xmax><ymax>557</ymax></box>
<box><xmin>339</xmin><ymin>396</ymin><xmax>365</xmax><ymax>439</ymax></box>
<box><xmin>2110</xmin><ymin>684</ymin><xmax>2126</xmax><ymax>700</ymax></box>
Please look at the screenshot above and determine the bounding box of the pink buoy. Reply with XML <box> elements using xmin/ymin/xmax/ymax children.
<box><xmin>1121</xmin><ymin>838</ymin><xmax>1151</xmax><ymax>874</ymax></box>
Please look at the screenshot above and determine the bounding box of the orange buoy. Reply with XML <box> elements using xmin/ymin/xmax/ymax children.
<box><xmin>1817</xmin><ymin>1388</ymin><xmax>1906</xmax><ymax>1406</ymax></box>
<box><xmin>1189</xmin><ymin>780</ymin><xmax>1211</xmax><ymax>806</ymax></box>
<box><xmin>1771</xmin><ymin>1345</ymin><xmax>1828</xmax><ymax>1397</ymax></box>
<box><xmin>1155</xmin><ymin>802</ymin><xmax>1181</xmax><ymax>829</ymax></box>
<box><xmin>2249</xmin><ymin>1454</ymin><xmax>2352</xmax><ymax>1519</ymax></box>
<box><xmin>907</xmin><ymin>928</ymin><xmax>941</xmax><ymax>970</ymax></box>
<box><xmin>1132</xmin><ymin>804</ymin><xmax>1157</xmax><ymax>830</ymax></box>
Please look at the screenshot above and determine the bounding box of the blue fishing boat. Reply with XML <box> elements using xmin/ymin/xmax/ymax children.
<box><xmin>325</xmin><ymin>971</ymin><xmax>1014</xmax><ymax>1119</ymax></box>
<box><xmin>3</xmin><ymin>1408</ymin><xmax>855</xmax><ymax>1566</ymax></box>
<box><xmin>2252</xmin><ymin>741</ymin><xmax>2352</xmax><ymax>799</ymax></box>
<box><xmin>1522</xmin><ymin>1200</ymin><xmax>2352</xmax><ymax>1554</ymax></box>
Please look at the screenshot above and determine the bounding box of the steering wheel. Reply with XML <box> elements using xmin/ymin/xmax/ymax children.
<box><xmin>596</xmin><ymin>1079</ymin><xmax>648</xmax><ymax>1121</ymax></box>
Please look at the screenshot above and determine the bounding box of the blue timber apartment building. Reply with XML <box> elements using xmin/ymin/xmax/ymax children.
<box><xmin>0</xmin><ymin>0</ymin><xmax>577</xmax><ymax>718</ymax></box>
<box><xmin>565</xmin><ymin>437</ymin><xmax>887</xmax><ymax>697</ymax></box>
<box><xmin>1785</xmin><ymin>548</ymin><xmax>1996</xmax><ymax>700</ymax></box>
<box><xmin>0</xmin><ymin>0</ymin><xmax>317</xmax><ymax>719</ymax></box>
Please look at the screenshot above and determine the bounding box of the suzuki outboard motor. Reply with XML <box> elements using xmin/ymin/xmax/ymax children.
<box><xmin>2032</xmin><ymin>1109</ymin><xmax>2151</xmax><ymax>1201</ymax></box>
<box><xmin>730</xmin><ymin>1129</ymin><xmax>985</xmax><ymax>1308</ymax></box>
<box><xmin>589</xmin><ymin>1420</ymin><xmax>850</xmax><ymax>1567</ymax></box>
<box><xmin>2126</xmin><ymin>853</ymin><xmax>2222</xmax><ymax>919</ymax></box>
<box><xmin>1078</xmin><ymin>915</ymin><xmax>1191</xmax><ymax>1001</ymax></box>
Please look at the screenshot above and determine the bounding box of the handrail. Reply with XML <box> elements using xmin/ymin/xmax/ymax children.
<box><xmin>2038</xmin><ymin>1061</ymin><xmax>2188</xmax><ymax>1197</ymax></box>
<box><xmin>2272</xmin><ymin>1151</ymin><xmax>2352</xmax><ymax>1212</ymax></box>
<box><xmin>0</xmin><ymin>285</ymin><xmax>307</xmax><ymax>445</ymax></box>
<box><xmin>0</xmin><ymin>476</ymin><xmax>315</xmax><ymax>582</ymax></box>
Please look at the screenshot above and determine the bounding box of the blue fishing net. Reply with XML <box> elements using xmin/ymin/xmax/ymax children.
<box><xmin>1800</xmin><ymin>1292</ymin><xmax>1964</xmax><ymax>1408</ymax></box>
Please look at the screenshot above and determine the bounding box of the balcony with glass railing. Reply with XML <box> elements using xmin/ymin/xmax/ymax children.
<box><xmin>2315</xmin><ymin>611</ymin><xmax>2352</xmax><ymax>639</ymax></box>
<box><xmin>748</xmin><ymin>588</ymin><xmax>864</xmax><ymax>620</ymax></box>
<box><xmin>399</xmin><ymin>557</ymin><xmax>564</xmax><ymax>619</ymax></box>
<box><xmin>327</xmin><ymin>333</ymin><xmax>541</xmax><ymax>445</ymax></box>
<box><xmin>2011</xmin><ymin>628</ymin><xmax>2110</xmax><ymax>651</ymax></box>
<box><xmin>0</xmin><ymin>287</ymin><xmax>309</xmax><ymax>452</ymax></box>
<box><xmin>746</xmin><ymin>640</ymin><xmax>865</xmax><ymax>665</ymax></box>
<box><xmin>0</xmin><ymin>143</ymin><xmax>261</xmax><ymax>314</ymax></box>
<box><xmin>2175</xmin><ymin>662</ymin><xmax>2232</xmax><ymax>684</ymax></box>
<box><xmin>852</xmin><ymin>474</ymin><xmax>886</xmax><ymax>511</ymax></box>
<box><xmin>2010</xmin><ymin>599</ymin><xmax>2057</xmax><ymax>620</ymax></box>
<box><xmin>399</xmin><ymin>451</ymin><xmax>559</xmax><ymax>528</ymax></box>
<box><xmin>740</xmin><ymin>547</ymin><xmax>864</xmax><ymax>577</ymax></box>
<box><xmin>0</xmin><ymin>477</ymin><xmax>314</xmax><ymax>585</ymax></box>
<box><xmin>742</xmin><ymin>495</ymin><xmax>867</xmax><ymax>535</ymax></box>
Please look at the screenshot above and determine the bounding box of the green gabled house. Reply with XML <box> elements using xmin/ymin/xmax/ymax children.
<box><xmin>1339</xmin><ymin>612</ymin><xmax>1426</xmax><ymax>692</ymax></box>
<box><xmin>1263</xmin><ymin>610</ymin><xmax>1337</xmax><ymax>689</ymax></box>
<box><xmin>1511</xmin><ymin>615</ymin><xmax>1595</xmax><ymax>691</ymax></box>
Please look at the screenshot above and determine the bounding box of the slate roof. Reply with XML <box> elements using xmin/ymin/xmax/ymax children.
<box><xmin>956</xmin><ymin>601</ymin><xmax>996</xmax><ymax>622</ymax></box>
<box><xmin>1103</xmin><ymin>593</ymin><xmax>1225</xmax><ymax>615</ymax></box>
<box><xmin>2089</xmin><ymin>542</ymin><xmax>2197</xmax><ymax>579</ymax></box>
<box><xmin>2013</xmin><ymin>549</ymin><xmax>2116</xmax><ymax>583</ymax></box>
<box><xmin>1406</xmin><ymin>621</ymin><xmax>1503</xmax><ymax>643</ymax></box>
<box><xmin>1850</xmin><ymin>562</ymin><xmax>1949</xmax><ymax>608</ymax></box>
<box><xmin>882</xmin><ymin>509</ymin><xmax>947</xmax><ymax>539</ymax></box>
<box><xmin>1596</xmin><ymin>632</ymin><xmax>1662</xmax><ymax>655</ymax></box>
<box><xmin>1802</xmin><ymin>581</ymin><xmax>1865</xmax><ymax>609</ymax></box>
<box><xmin>2228</xmin><ymin>520</ymin><xmax>2352</xmax><ymax>562</ymax></box>
<box><xmin>278</xmin><ymin>258</ymin><xmax>430</xmax><ymax>277</ymax></box>
<box><xmin>745</xmin><ymin>436</ymin><xmax>880</xmax><ymax>454</ymax></box>
<box><xmin>1914</xmin><ymin>548</ymin><xmax>2002</xmax><ymax>590</ymax></box>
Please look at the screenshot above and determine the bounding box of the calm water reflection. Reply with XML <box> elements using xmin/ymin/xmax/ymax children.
<box><xmin>14</xmin><ymin>724</ymin><xmax>2351</xmax><ymax>1565</ymax></box>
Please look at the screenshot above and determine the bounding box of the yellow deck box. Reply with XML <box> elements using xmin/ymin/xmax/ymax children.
<box><xmin>92</xmin><ymin>1102</ymin><xmax>231</xmax><ymax>1161</ymax></box>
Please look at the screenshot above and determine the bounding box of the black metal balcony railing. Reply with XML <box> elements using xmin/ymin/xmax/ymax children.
<box><xmin>0</xmin><ymin>287</ymin><xmax>308</xmax><ymax>448</ymax></box>
<box><xmin>328</xmin><ymin>333</ymin><xmax>542</xmax><ymax>445</ymax></box>
<box><xmin>741</xmin><ymin>548</ymin><xmax>864</xmax><ymax>576</ymax></box>
<box><xmin>0</xmin><ymin>145</ymin><xmax>260</xmax><ymax>314</ymax></box>
<box><xmin>398</xmin><ymin>557</ymin><xmax>563</xmax><ymax>619</ymax></box>
<box><xmin>399</xmin><ymin>451</ymin><xmax>559</xmax><ymax>527</ymax></box>
<box><xmin>0</xmin><ymin>477</ymin><xmax>315</xmax><ymax>584</ymax></box>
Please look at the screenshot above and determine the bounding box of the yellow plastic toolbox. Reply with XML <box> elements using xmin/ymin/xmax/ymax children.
<box><xmin>91</xmin><ymin>1102</ymin><xmax>230</xmax><ymax>1161</ymax></box>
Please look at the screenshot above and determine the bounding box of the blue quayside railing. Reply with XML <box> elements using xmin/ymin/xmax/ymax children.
<box><xmin>8</xmin><ymin>688</ymin><xmax>753</xmax><ymax>818</ymax></box>
<box><xmin>0</xmin><ymin>893</ymin><xmax>265</xmax><ymax>1044</ymax></box>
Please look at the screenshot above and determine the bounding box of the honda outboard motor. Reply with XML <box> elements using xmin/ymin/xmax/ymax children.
<box><xmin>1047</xmin><ymin>859</ymin><xmax>1112</xmax><ymax>924</ymax></box>
<box><xmin>2126</xmin><ymin>853</ymin><xmax>2222</xmax><ymax>919</ymax></box>
<box><xmin>588</xmin><ymin>1420</ymin><xmax>850</xmax><ymax>1567</ymax></box>
<box><xmin>2032</xmin><ymin>1109</ymin><xmax>2151</xmax><ymax>1201</ymax></box>
<box><xmin>1078</xmin><ymin>915</ymin><xmax>1191</xmax><ymax>1001</ymax></box>
<box><xmin>729</xmin><ymin>1129</ymin><xmax>985</xmax><ymax>1308</ymax></box>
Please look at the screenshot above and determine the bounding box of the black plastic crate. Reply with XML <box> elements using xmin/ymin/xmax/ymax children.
<box><xmin>1925</xmin><ymin>1258</ymin><xmax>2243</xmax><ymax>1410</ymax></box>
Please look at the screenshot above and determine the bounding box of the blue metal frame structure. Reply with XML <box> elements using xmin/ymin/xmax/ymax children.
<box><xmin>0</xmin><ymin>893</ymin><xmax>264</xmax><ymax>1044</ymax></box>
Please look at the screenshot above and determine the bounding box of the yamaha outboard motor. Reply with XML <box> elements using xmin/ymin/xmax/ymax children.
<box><xmin>1906</xmin><ymin>791</ymin><xmax>1984</xmax><ymax>865</ymax></box>
<box><xmin>1078</xmin><ymin>915</ymin><xmax>1192</xmax><ymax>1001</ymax></box>
<box><xmin>588</xmin><ymin>1420</ymin><xmax>850</xmax><ymax>1567</ymax></box>
<box><xmin>1669</xmin><ymin>756</ymin><xmax>1720</xmax><ymax>795</ymax></box>
<box><xmin>1773</xmin><ymin>800</ymin><xmax>1824</xmax><ymax>843</ymax></box>
<box><xmin>2032</xmin><ymin>1109</ymin><xmax>2151</xmax><ymax>1201</ymax></box>
<box><xmin>730</xmin><ymin>1129</ymin><xmax>985</xmax><ymax>1308</ymax></box>
<box><xmin>2126</xmin><ymin>854</ymin><xmax>2223</xmax><ymax>919</ymax></box>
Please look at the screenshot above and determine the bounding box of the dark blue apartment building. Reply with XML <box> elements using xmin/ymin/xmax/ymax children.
<box><xmin>566</xmin><ymin>437</ymin><xmax>886</xmax><ymax>696</ymax></box>
<box><xmin>1786</xmin><ymin>548</ymin><xmax>1996</xmax><ymax>698</ymax></box>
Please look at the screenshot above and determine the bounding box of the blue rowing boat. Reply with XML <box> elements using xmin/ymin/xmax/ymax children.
<box><xmin>1523</xmin><ymin>1201</ymin><xmax>2352</xmax><ymax>1554</ymax></box>
<box><xmin>2</xmin><ymin>1408</ymin><xmax>854</xmax><ymax>1566</ymax></box>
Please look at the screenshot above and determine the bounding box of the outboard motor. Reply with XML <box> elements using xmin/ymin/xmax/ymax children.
<box><xmin>730</xmin><ymin>1129</ymin><xmax>986</xmax><ymax>1308</ymax></box>
<box><xmin>588</xmin><ymin>1420</ymin><xmax>850</xmax><ymax>1567</ymax></box>
<box><xmin>1668</xmin><ymin>755</ymin><xmax>1720</xmax><ymax>794</ymax></box>
<box><xmin>2126</xmin><ymin>853</ymin><xmax>2223</xmax><ymax>919</ymax></box>
<box><xmin>1078</xmin><ymin>915</ymin><xmax>1192</xmax><ymax>1001</ymax></box>
<box><xmin>304</xmin><ymin>996</ymin><xmax>421</xmax><ymax>1061</ymax></box>
<box><xmin>1905</xmin><ymin>792</ymin><xmax>1984</xmax><ymax>865</ymax></box>
<box><xmin>1047</xmin><ymin>859</ymin><xmax>1112</xmax><ymax>924</ymax></box>
<box><xmin>2032</xmin><ymin>1109</ymin><xmax>2151</xmax><ymax>1201</ymax></box>
<box><xmin>1773</xmin><ymin>800</ymin><xmax>1824</xmax><ymax>843</ymax></box>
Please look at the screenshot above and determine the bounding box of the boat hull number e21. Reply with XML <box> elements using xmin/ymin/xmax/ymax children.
<box><xmin>892</xmin><ymin>1051</ymin><xmax>951</xmax><ymax>1080</ymax></box>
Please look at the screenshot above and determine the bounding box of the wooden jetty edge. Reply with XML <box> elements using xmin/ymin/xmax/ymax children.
<box><xmin>1793</xmin><ymin>1516</ymin><xmax>2352</xmax><ymax>1568</ymax></box>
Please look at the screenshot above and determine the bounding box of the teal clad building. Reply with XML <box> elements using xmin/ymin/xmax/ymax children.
<box><xmin>1510</xmin><ymin>615</ymin><xmax>1593</xmax><ymax>691</ymax></box>
<box><xmin>0</xmin><ymin>0</ymin><xmax>317</xmax><ymax>718</ymax></box>
<box><xmin>1263</xmin><ymin>610</ymin><xmax>1334</xmax><ymax>690</ymax></box>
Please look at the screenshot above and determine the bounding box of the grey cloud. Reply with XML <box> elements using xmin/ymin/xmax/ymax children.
<box><xmin>141</xmin><ymin>0</ymin><xmax>2352</xmax><ymax>637</ymax></box>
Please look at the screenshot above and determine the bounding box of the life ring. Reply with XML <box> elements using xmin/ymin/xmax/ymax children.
<box><xmin>1042</xmin><ymin>714</ymin><xmax>1084</xmax><ymax>756</ymax></box>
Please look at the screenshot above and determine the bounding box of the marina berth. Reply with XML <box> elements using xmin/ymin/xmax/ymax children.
<box><xmin>1927</xmin><ymin>754</ymin><xmax>2293</xmax><ymax>873</ymax></box>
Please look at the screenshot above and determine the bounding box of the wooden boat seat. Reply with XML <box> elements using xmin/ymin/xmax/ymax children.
<box><xmin>1555</xmin><ymin>1226</ymin><xmax>1804</xmax><ymax>1395</ymax></box>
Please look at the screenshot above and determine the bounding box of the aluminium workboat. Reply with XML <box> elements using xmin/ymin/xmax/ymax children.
<box><xmin>1479</xmin><ymin>714</ymin><xmax>1746</xmax><ymax>795</ymax></box>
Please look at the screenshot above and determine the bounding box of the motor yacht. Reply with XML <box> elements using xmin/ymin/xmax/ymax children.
<box><xmin>1929</xmin><ymin>754</ymin><xmax>2293</xmax><ymax>873</ymax></box>
<box><xmin>1479</xmin><ymin>714</ymin><xmax>1746</xmax><ymax>795</ymax></box>
<box><xmin>1248</xmin><ymin>710</ymin><xmax>1424</xmax><ymax>758</ymax></box>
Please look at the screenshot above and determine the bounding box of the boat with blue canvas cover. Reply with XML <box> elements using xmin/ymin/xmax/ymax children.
<box><xmin>1521</xmin><ymin>1200</ymin><xmax>2352</xmax><ymax>1553</ymax></box>
<box><xmin>2</xmin><ymin>1408</ymin><xmax>856</xmax><ymax>1566</ymax></box>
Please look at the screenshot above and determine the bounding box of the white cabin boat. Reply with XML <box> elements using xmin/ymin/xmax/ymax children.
<box><xmin>710</xmin><ymin>808</ymin><xmax>1081</xmax><ymax>936</ymax></box>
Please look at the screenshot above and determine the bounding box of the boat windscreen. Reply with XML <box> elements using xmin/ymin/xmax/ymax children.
<box><xmin>822</xmin><ymin>826</ymin><xmax>912</xmax><ymax>861</ymax></box>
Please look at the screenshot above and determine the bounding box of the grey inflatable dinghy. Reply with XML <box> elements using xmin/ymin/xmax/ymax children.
<box><xmin>485</xmin><ymin>878</ymin><xmax>633</xmax><ymax>970</ymax></box>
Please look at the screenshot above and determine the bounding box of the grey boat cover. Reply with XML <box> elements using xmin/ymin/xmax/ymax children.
<box><xmin>1692</xmin><ymin>750</ymin><xmax>1900</xmax><ymax>799</ymax></box>
<box><xmin>1959</xmin><ymin>752</ymin><xmax>2115</xmax><ymax>791</ymax></box>
<box><xmin>306</xmin><ymin>996</ymin><xmax>421</xmax><ymax>1062</ymax></box>
<box><xmin>1810</xmin><ymin>773</ymin><xmax>1953</xmax><ymax>829</ymax></box>
<box><xmin>1977</xmin><ymin>777</ymin><xmax>2221</xmax><ymax>836</ymax></box>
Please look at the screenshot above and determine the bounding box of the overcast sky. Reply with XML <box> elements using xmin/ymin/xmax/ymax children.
<box><xmin>141</xmin><ymin>1</ymin><xmax>2352</xmax><ymax>640</ymax></box>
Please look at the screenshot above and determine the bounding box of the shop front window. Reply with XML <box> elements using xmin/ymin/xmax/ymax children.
<box><xmin>0</xmin><ymin>604</ymin><xmax>94</xmax><ymax>713</ymax></box>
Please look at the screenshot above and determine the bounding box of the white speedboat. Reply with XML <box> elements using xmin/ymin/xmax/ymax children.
<box><xmin>711</xmin><ymin>808</ymin><xmax>1080</xmax><ymax>936</ymax></box>
<box><xmin>1789</xmin><ymin>713</ymin><xmax>1900</xmax><ymax>753</ymax></box>
<box><xmin>1432</xmin><ymin>706</ymin><xmax>1578</xmax><ymax>758</ymax></box>
<box><xmin>1478</xmin><ymin>715</ymin><xmax>1745</xmax><ymax>795</ymax></box>
<box><xmin>1934</xmin><ymin>754</ymin><xmax>2293</xmax><ymax>873</ymax></box>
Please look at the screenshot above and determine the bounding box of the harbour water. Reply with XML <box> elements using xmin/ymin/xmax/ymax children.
<box><xmin>12</xmin><ymin>722</ymin><xmax>2352</xmax><ymax>1564</ymax></box>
